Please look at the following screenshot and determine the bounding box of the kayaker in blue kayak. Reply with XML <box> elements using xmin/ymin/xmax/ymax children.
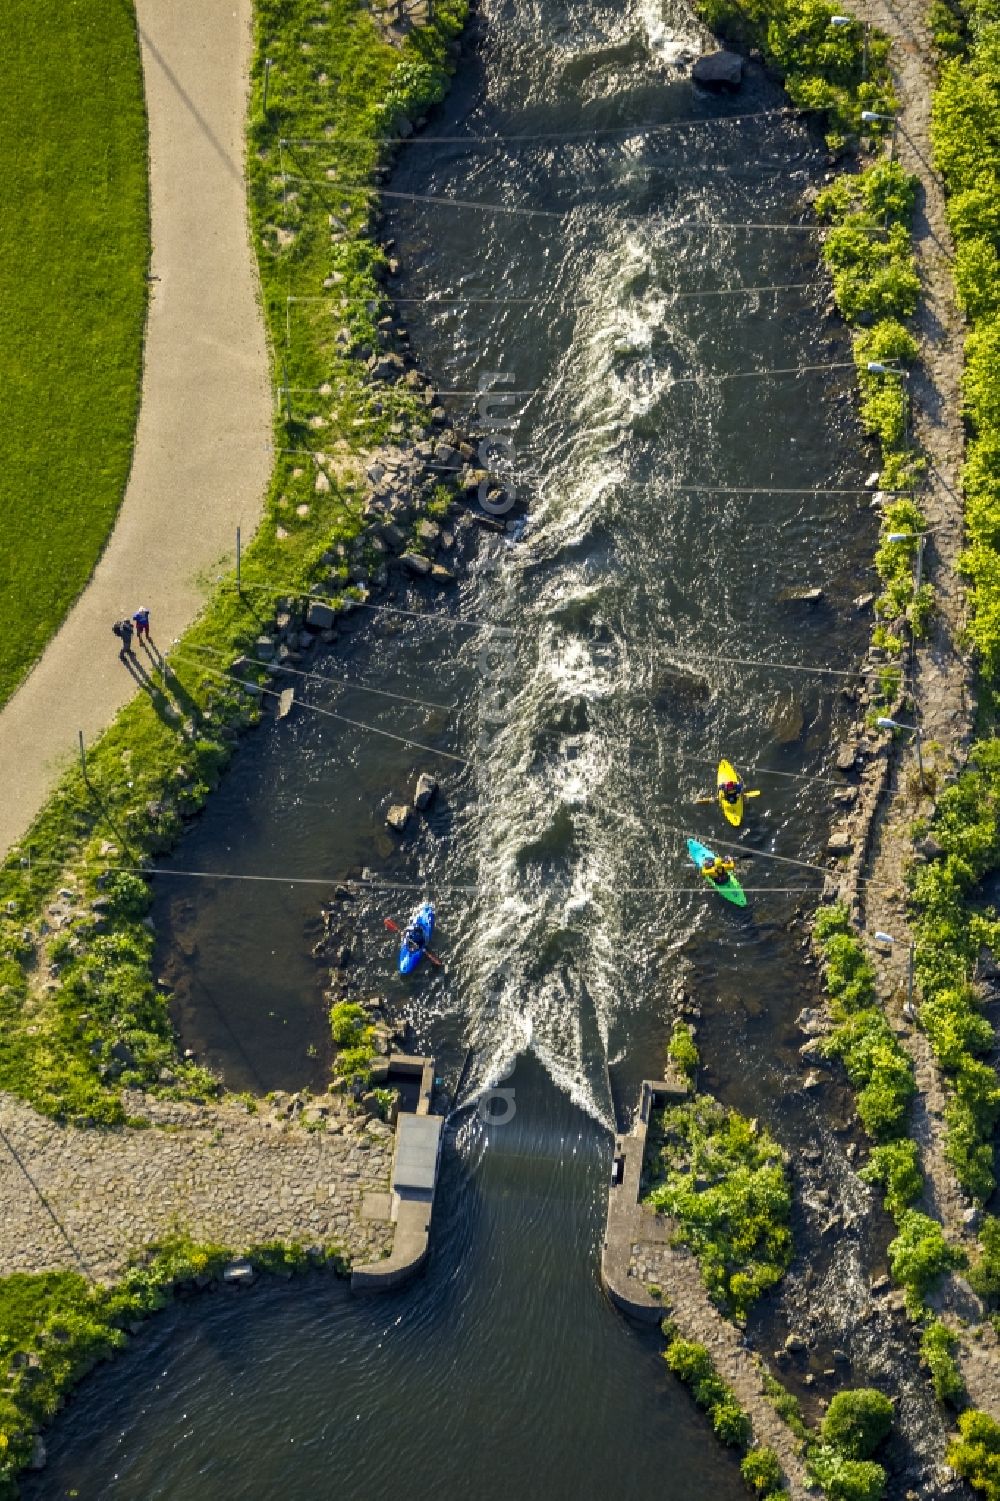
<box><xmin>403</xmin><ymin>922</ymin><xmax>426</xmax><ymax>954</ymax></box>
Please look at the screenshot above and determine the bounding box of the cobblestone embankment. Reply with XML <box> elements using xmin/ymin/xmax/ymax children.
<box><xmin>0</xmin><ymin>1091</ymin><xmax>394</xmax><ymax>1283</ymax></box>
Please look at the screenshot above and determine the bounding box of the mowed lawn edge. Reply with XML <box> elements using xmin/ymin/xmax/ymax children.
<box><xmin>0</xmin><ymin>0</ymin><xmax>149</xmax><ymax>709</ymax></box>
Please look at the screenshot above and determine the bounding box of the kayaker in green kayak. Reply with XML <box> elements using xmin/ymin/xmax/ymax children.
<box><xmin>703</xmin><ymin>855</ymin><xmax>735</xmax><ymax>885</ymax></box>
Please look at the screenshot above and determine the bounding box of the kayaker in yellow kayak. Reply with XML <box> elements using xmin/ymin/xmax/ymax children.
<box><xmin>703</xmin><ymin>855</ymin><xmax>735</xmax><ymax>885</ymax></box>
<box><xmin>721</xmin><ymin>776</ymin><xmax>744</xmax><ymax>806</ymax></box>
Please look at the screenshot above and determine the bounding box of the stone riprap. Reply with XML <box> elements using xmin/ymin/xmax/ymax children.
<box><xmin>0</xmin><ymin>1091</ymin><xmax>395</xmax><ymax>1283</ymax></box>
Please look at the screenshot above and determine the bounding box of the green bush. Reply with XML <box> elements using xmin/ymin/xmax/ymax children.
<box><xmin>808</xmin><ymin>1450</ymin><xmax>887</xmax><ymax>1501</ymax></box>
<box><xmin>920</xmin><ymin>1319</ymin><xmax>965</xmax><ymax>1406</ymax></box>
<box><xmin>741</xmin><ymin>1446</ymin><xmax>785</xmax><ymax>1493</ymax></box>
<box><xmin>820</xmin><ymin>1389</ymin><xmax>894</xmax><ymax>1459</ymax></box>
<box><xmin>329</xmin><ymin>1001</ymin><xmax>369</xmax><ymax>1047</ymax></box>
<box><xmin>909</xmin><ymin>741</ymin><xmax>1000</xmax><ymax>1200</ymax></box>
<box><xmin>667</xmin><ymin>1020</ymin><xmax>699</xmax><ymax>1079</ymax></box>
<box><xmin>644</xmin><ymin>1096</ymin><xmax>792</xmax><ymax>1320</ymax></box>
<box><xmin>859</xmin><ymin>1139</ymin><xmax>923</xmax><ymax>1216</ymax></box>
<box><xmin>969</xmin><ymin>1215</ymin><xmax>1000</xmax><ymax>1300</ymax></box>
<box><xmin>948</xmin><ymin>1409</ymin><xmax>1000</xmax><ymax>1500</ymax></box>
<box><xmin>887</xmin><ymin>1210</ymin><xmax>964</xmax><ymax>1313</ymax></box>
<box><xmin>663</xmin><ymin>1335</ymin><xmax>751</xmax><ymax>1448</ymax></box>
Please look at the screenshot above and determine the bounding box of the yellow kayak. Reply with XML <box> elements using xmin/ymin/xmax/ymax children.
<box><xmin>718</xmin><ymin>759</ymin><xmax>744</xmax><ymax>827</ymax></box>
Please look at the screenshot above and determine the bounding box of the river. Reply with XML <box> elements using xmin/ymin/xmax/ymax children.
<box><xmin>26</xmin><ymin>0</ymin><xmax>902</xmax><ymax>1495</ymax></box>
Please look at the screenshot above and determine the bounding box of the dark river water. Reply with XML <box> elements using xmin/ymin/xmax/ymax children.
<box><xmin>25</xmin><ymin>0</ymin><xmax>916</xmax><ymax>1495</ymax></box>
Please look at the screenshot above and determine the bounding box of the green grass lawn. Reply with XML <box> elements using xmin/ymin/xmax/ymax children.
<box><xmin>0</xmin><ymin>0</ymin><xmax>149</xmax><ymax>708</ymax></box>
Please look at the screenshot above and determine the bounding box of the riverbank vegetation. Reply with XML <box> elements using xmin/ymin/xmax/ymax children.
<box><xmin>0</xmin><ymin>0</ymin><xmax>149</xmax><ymax>710</ymax></box>
<box><xmin>644</xmin><ymin>1095</ymin><xmax>792</xmax><ymax>1321</ymax></box>
<box><xmin>909</xmin><ymin>741</ymin><xmax>1000</xmax><ymax>1201</ymax></box>
<box><xmin>949</xmin><ymin>1409</ymin><xmax>1000</xmax><ymax>1499</ymax></box>
<box><xmin>663</xmin><ymin>1325</ymin><xmax>897</xmax><ymax>1501</ymax></box>
<box><xmin>0</xmin><ymin>1237</ymin><xmax>317</xmax><ymax>1498</ymax></box>
<box><xmin>0</xmin><ymin>0</ymin><xmax>468</xmax><ymax>1124</ymax></box>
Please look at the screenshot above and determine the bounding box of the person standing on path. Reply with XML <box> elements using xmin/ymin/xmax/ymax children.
<box><xmin>113</xmin><ymin>618</ymin><xmax>134</xmax><ymax>660</ymax></box>
<box><xmin>133</xmin><ymin>606</ymin><xmax>151</xmax><ymax>643</ymax></box>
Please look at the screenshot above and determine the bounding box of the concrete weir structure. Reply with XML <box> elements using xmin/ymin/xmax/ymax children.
<box><xmin>600</xmin><ymin>1070</ymin><xmax>691</xmax><ymax>1322</ymax></box>
<box><xmin>351</xmin><ymin>1054</ymin><xmax>443</xmax><ymax>1291</ymax></box>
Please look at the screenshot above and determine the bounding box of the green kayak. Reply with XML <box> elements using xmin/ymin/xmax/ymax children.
<box><xmin>687</xmin><ymin>838</ymin><xmax>747</xmax><ymax>908</ymax></box>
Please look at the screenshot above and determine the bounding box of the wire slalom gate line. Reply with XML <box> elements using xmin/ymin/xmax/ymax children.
<box><xmin>286</xmin><ymin>282</ymin><xmax>820</xmax><ymax>307</ymax></box>
<box><xmin>174</xmin><ymin>655</ymin><xmax>471</xmax><ymax>766</ymax></box>
<box><xmin>182</xmin><ymin>639</ymin><xmax>460</xmax><ymax>713</ymax></box>
<box><xmin>278</xmin><ymin>109</ymin><xmax>804</xmax><ymax>146</ymax></box>
<box><xmin>6</xmin><ymin>858</ymin><xmax>823</xmax><ymax>898</ymax></box>
<box><xmin>283</xmin><ymin>173</ymin><xmax>884</xmax><ymax>237</ymax></box>
<box><xmin>219</xmin><ymin>584</ymin><xmax>910</xmax><ymax>683</ymax></box>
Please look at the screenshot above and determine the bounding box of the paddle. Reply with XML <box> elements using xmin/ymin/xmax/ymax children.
<box><xmin>384</xmin><ymin>916</ymin><xmax>443</xmax><ymax>968</ymax></box>
<box><xmin>694</xmin><ymin>790</ymin><xmax>762</xmax><ymax>805</ymax></box>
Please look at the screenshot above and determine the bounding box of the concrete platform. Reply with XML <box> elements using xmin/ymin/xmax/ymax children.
<box><xmin>351</xmin><ymin>1054</ymin><xmax>443</xmax><ymax>1293</ymax></box>
<box><xmin>600</xmin><ymin>1072</ymin><xmax>690</xmax><ymax>1323</ymax></box>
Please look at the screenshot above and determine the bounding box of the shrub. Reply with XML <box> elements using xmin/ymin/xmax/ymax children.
<box><xmin>741</xmin><ymin>1446</ymin><xmax>785</xmax><ymax>1493</ymax></box>
<box><xmin>644</xmin><ymin>1096</ymin><xmax>792</xmax><ymax>1320</ymax></box>
<box><xmin>887</xmin><ymin>1210</ymin><xmax>964</xmax><ymax>1313</ymax></box>
<box><xmin>329</xmin><ymin>1001</ymin><xmax>369</xmax><ymax>1047</ymax></box>
<box><xmin>667</xmin><ymin>1020</ymin><xmax>699</xmax><ymax>1080</ymax></box>
<box><xmin>808</xmin><ymin>1450</ymin><xmax>887</xmax><ymax>1501</ymax></box>
<box><xmin>663</xmin><ymin>1335</ymin><xmax>751</xmax><ymax>1448</ymax></box>
<box><xmin>969</xmin><ymin>1216</ymin><xmax>1000</xmax><ymax>1301</ymax></box>
<box><xmin>820</xmin><ymin>1388</ymin><xmax>894</xmax><ymax>1459</ymax></box>
<box><xmin>920</xmin><ymin>1319</ymin><xmax>965</xmax><ymax>1406</ymax></box>
<box><xmin>859</xmin><ymin>1139</ymin><xmax>923</xmax><ymax>1216</ymax></box>
<box><xmin>948</xmin><ymin>1409</ymin><xmax>1000</xmax><ymax>1500</ymax></box>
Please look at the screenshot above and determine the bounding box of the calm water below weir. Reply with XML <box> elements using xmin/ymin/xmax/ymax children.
<box><xmin>30</xmin><ymin>0</ymin><xmax>891</xmax><ymax>1495</ymax></box>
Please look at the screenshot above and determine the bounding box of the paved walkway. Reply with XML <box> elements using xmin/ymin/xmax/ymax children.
<box><xmin>0</xmin><ymin>1092</ymin><xmax>394</xmax><ymax>1282</ymax></box>
<box><xmin>0</xmin><ymin>0</ymin><xmax>270</xmax><ymax>858</ymax></box>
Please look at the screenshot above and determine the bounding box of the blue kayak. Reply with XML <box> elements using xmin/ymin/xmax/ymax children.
<box><xmin>687</xmin><ymin>838</ymin><xmax>747</xmax><ymax>908</ymax></box>
<box><xmin>398</xmin><ymin>901</ymin><xmax>435</xmax><ymax>975</ymax></box>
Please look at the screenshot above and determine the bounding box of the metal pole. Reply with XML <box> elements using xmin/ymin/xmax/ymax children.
<box><xmin>863</xmin><ymin>23</ymin><xmax>869</xmax><ymax>80</ymax></box>
<box><xmin>281</xmin><ymin>361</ymin><xmax>292</xmax><ymax>421</ymax></box>
<box><xmin>262</xmin><ymin>58</ymin><xmax>272</xmax><ymax>118</ymax></box>
<box><xmin>236</xmin><ymin>525</ymin><xmax>242</xmax><ymax>595</ymax></box>
<box><xmin>78</xmin><ymin>730</ymin><xmax>88</xmax><ymax>783</ymax></box>
<box><xmin>914</xmin><ymin>726</ymin><xmax>925</xmax><ymax>784</ymax></box>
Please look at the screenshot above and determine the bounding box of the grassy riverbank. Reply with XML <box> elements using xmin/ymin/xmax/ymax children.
<box><xmin>0</xmin><ymin>0</ymin><xmax>467</xmax><ymax>1125</ymax></box>
<box><xmin>0</xmin><ymin>1238</ymin><xmax>316</xmax><ymax>1497</ymax></box>
<box><xmin>0</xmin><ymin>0</ymin><xmax>149</xmax><ymax>710</ymax></box>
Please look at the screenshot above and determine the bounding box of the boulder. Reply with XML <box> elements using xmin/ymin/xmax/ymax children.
<box><xmin>692</xmin><ymin>50</ymin><xmax>744</xmax><ymax>88</ymax></box>
<box><xmin>386</xmin><ymin>804</ymin><xmax>410</xmax><ymax>832</ymax></box>
<box><xmin>379</xmin><ymin>521</ymin><xmax>406</xmax><ymax>553</ymax></box>
<box><xmin>835</xmin><ymin>742</ymin><xmax>859</xmax><ymax>773</ymax></box>
<box><xmin>416</xmin><ymin>519</ymin><xmax>441</xmax><ymax>548</ymax></box>
<box><xmin>413</xmin><ymin>772</ymin><xmax>438</xmax><ymax>810</ymax></box>
<box><xmin>401</xmin><ymin>552</ymin><xmax>431</xmax><ymax>577</ymax></box>
<box><xmin>255</xmin><ymin>636</ymin><xmax>275</xmax><ymax>660</ymax></box>
<box><xmin>306</xmin><ymin>601</ymin><xmax>337</xmax><ymax>630</ymax></box>
<box><xmin>784</xmin><ymin>1332</ymin><xmax>808</xmax><ymax>1354</ymax></box>
<box><xmin>368</xmin><ymin>353</ymin><xmax>405</xmax><ymax>382</ymax></box>
<box><xmin>828</xmin><ymin>829</ymin><xmax>853</xmax><ymax>854</ymax></box>
<box><xmin>430</xmin><ymin>564</ymin><xmax>456</xmax><ymax>586</ymax></box>
<box><xmin>433</xmin><ymin>441</ymin><xmax>461</xmax><ymax>468</ymax></box>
